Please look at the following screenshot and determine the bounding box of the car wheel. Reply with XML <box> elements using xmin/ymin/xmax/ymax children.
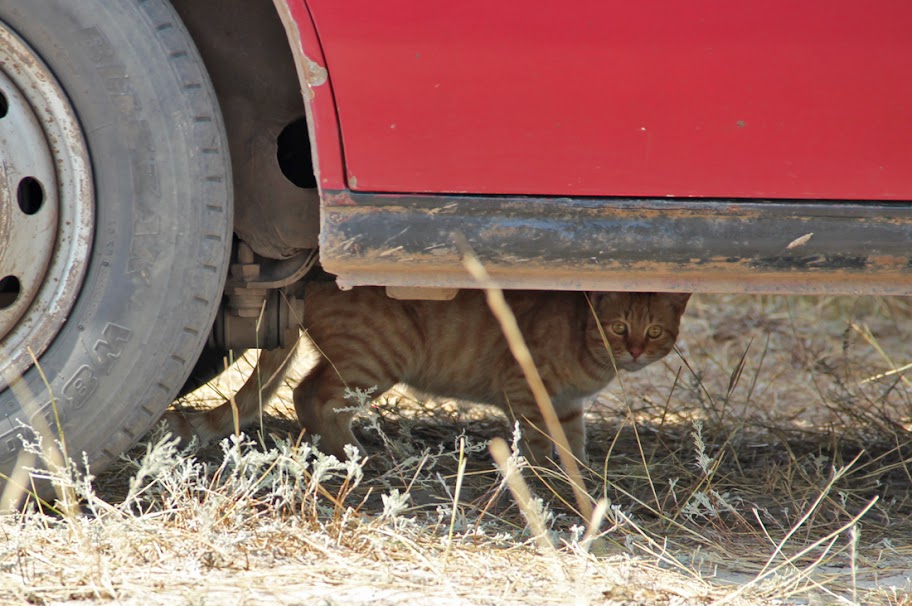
<box><xmin>0</xmin><ymin>0</ymin><xmax>232</xmax><ymax>502</ymax></box>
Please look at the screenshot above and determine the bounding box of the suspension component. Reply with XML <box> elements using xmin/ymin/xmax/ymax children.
<box><xmin>210</xmin><ymin>287</ymin><xmax>304</xmax><ymax>350</ymax></box>
<box><xmin>210</xmin><ymin>243</ymin><xmax>314</xmax><ymax>349</ymax></box>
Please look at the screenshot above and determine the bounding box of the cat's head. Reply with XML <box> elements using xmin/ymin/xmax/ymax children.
<box><xmin>584</xmin><ymin>292</ymin><xmax>690</xmax><ymax>371</ymax></box>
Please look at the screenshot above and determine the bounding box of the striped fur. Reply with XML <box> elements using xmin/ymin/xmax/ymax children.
<box><xmin>165</xmin><ymin>285</ymin><xmax>689</xmax><ymax>466</ymax></box>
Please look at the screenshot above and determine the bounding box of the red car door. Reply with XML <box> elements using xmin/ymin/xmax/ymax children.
<box><xmin>305</xmin><ymin>0</ymin><xmax>912</xmax><ymax>200</ymax></box>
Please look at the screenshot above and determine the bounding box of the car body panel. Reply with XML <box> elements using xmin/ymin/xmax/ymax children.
<box><xmin>275</xmin><ymin>1</ymin><xmax>912</xmax><ymax>295</ymax></box>
<box><xmin>275</xmin><ymin>0</ymin><xmax>346</xmax><ymax>191</ymax></box>
<box><xmin>320</xmin><ymin>191</ymin><xmax>912</xmax><ymax>295</ymax></box>
<box><xmin>303</xmin><ymin>0</ymin><xmax>912</xmax><ymax>199</ymax></box>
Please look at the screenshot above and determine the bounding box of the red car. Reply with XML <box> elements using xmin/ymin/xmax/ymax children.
<box><xmin>1</xmin><ymin>0</ymin><xmax>910</xmax><ymax>489</ymax></box>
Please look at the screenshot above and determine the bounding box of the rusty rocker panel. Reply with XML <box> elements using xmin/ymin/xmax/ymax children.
<box><xmin>320</xmin><ymin>192</ymin><xmax>912</xmax><ymax>296</ymax></box>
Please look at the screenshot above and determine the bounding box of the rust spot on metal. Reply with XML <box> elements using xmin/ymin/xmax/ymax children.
<box><xmin>322</xmin><ymin>190</ymin><xmax>358</xmax><ymax>206</ymax></box>
<box><xmin>300</xmin><ymin>54</ymin><xmax>328</xmax><ymax>87</ymax></box>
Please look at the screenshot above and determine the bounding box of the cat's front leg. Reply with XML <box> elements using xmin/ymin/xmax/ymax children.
<box><xmin>513</xmin><ymin>399</ymin><xmax>589</xmax><ymax>468</ymax></box>
<box><xmin>293</xmin><ymin>359</ymin><xmax>369</xmax><ymax>460</ymax></box>
<box><xmin>517</xmin><ymin>415</ymin><xmax>554</xmax><ymax>468</ymax></box>
<box><xmin>553</xmin><ymin>398</ymin><xmax>589</xmax><ymax>467</ymax></box>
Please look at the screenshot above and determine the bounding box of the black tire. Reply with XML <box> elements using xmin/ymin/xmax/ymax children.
<box><xmin>0</xmin><ymin>1</ymin><xmax>232</xmax><ymax>499</ymax></box>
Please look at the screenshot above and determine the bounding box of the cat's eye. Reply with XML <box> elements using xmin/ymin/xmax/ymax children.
<box><xmin>610</xmin><ymin>321</ymin><xmax>627</xmax><ymax>335</ymax></box>
<box><xmin>646</xmin><ymin>325</ymin><xmax>664</xmax><ymax>339</ymax></box>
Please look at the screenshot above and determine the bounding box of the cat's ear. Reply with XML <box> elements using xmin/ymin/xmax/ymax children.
<box><xmin>584</xmin><ymin>292</ymin><xmax>602</xmax><ymax>305</ymax></box>
<box><xmin>666</xmin><ymin>293</ymin><xmax>691</xmax><ymax>313</ymax></box>
<box><xmin>586</xmin><ymin>291</ymin><xmax>618</xmax><ymax>308</ymax></box>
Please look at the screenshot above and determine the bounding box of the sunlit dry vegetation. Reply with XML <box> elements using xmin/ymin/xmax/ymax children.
<box><xmin>2</xmin><ymin>294</ymin><xmax>911</xmax><ymax>605</ymax></box>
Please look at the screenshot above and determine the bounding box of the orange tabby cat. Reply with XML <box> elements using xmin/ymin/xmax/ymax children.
<box><xmin>165</xmin><ymin>285</ymin><xmax>689</xmax><ymax>466</ymax></box>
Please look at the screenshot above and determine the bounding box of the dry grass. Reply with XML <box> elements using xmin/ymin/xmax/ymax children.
<box><xmin>2</xmin><ymin>293</ymin><xmax>912</xmax><ymax>605</ymax></box>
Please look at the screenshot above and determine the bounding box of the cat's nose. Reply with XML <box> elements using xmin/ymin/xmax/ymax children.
<box><xmin>628</xmin><ymin>345</ymin><xmax>644</xmax><ymax>360</ymax></box>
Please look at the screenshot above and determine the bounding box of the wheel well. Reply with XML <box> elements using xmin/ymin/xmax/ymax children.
<box><xmin>170</xmin><ymin>0</ymin><xmax>319</xmax><ymax>260</ymax></box>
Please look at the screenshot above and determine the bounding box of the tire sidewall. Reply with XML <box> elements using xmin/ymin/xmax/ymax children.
<box><xmin>0</xmin><ymin>1</ymin><xmax>231</xmax><ymax>472</ymax></box>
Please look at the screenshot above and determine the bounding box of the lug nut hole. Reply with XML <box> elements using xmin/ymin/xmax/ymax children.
<box><xmin>0</xmin><ymin>91</ymin><xmax>7</xmax><ymax>118</ymax></box>
<box><xmin>0</xmin><ymin>276</ymin><xmax>20</xmax><ymax>309</ymax></box>
<box><xmin>17</xmin><ymin>177</ymin><xmax>44</xmax><ymax>215</ymax></box>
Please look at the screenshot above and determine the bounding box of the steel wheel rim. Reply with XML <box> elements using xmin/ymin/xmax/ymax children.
<box><xmin>0</xmin><ymin>21</ymin><xmax>94</xmax><ymax>387</ymax></box>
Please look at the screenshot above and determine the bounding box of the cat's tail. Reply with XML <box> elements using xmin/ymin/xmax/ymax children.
<box><xmin>161</xmin><ymin>341</ymin><xmax>302</xmax><ymax>446</ymax></box>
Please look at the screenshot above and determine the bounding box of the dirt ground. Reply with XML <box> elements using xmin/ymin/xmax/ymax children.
<box><xmin>2</xmin><ymin>294</ymin><xmax>911</xmax><ymax>605</ymax></box>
